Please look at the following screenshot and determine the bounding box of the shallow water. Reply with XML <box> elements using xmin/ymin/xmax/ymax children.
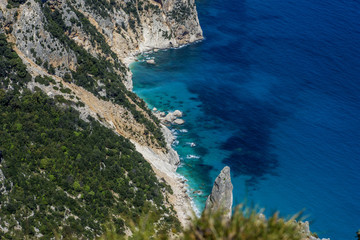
<box><xmin>131</xmin><ymin>0</ymin><xmax>360</xmax><ymax>239</ymax></box>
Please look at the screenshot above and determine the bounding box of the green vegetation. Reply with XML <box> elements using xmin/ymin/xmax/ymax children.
<box><xmin>83</xmin><ymin>0</ymin><xmax>113</xmax><ymax>18</ymax></box>
<box><xmin>0</xmin><ymin>34</ymin><xmax>32</xmax><ymax>91</ymax></box>
<box><xmin>69</xmin><ymin>6</ymin><xmax>115</xmax><ymax>58</ymax></box>
<box><xmin>123</xmin><ymin>1</ymin><xmax>141</xmax><ymax>32</ymax></box>
<box><xmin>168</xmin><ymin>5</ymin><xmax>191</xmax><ymax>24</ymax></box>
<box><xmin>96</xmin><ymin>205</ymin><xmax>308</xmax><ymax>240</ymax></box>
<box><xmin>6</xmin><ymin>0</ymin><xmax>27</xmax><ymax>9</ymax></box>
<box><xmin>0</xmin><ymin>89</ymin><xmax>178</xmax><ymax>239</ymax></box>
<box><xmin>0</xmin><ymin>34</ymin><xmax>178</xmax><ymax>239</ymax></box>
<box><xmin>34</xmin><ymin>75</ymin><xmax>56</xmax><ymax>86</ymax></box>
<box><xmin>41</xmin><ymin>3</ymin><xmax>166</xmax><ymax>148</ymax></box>
<box><xmin>183</xmin><ymin>206</ymin><xmax>304</xmax><ymax>240</ymax></box>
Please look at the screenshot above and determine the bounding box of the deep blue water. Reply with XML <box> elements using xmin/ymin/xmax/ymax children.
<box><xmin>131</xmin><ymin>0</ymin><xmax>360</xmax><ymax>239</ymax></box>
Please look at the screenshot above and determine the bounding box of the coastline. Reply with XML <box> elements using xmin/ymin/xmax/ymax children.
<box><xmin>126</xmin><ymin>52</ymin><xmax>200</xmax><ymax>227</ymax></box>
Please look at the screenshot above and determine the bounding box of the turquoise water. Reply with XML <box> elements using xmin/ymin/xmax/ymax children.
<box><xmin>131</xmin><ymin>0</ymin><xmax>360</xmax><ymax>239</ymax></box>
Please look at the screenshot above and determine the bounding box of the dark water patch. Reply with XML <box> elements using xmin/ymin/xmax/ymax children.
<box><xmin>222</xmin><ymin>133</ymin><xmax>278</xmax><ymax>187</ymax></box>
<box><xmin>191</xmin><ymin>82</ymin><xmax>288</xmax><ymax>183</ymax></box>
<box><xmin>132</xmin><ymin>0</ymin><xmax>360</xmax><ymax>237</ymax></box>
<box><xmin>194</xmin><ymin>146</ymin><xmax>209</xmax><ymax>156</ymax></box>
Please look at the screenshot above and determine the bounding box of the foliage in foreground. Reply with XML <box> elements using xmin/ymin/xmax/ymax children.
<box><xmin>98</xmin><ymin>205</ymin><xmax>306</xmax><ymax>240</ymax></box>
<box><xmin>183</xmin><ymin>206</ymin><xmax>303</xmax><ymax>240</ymax></box>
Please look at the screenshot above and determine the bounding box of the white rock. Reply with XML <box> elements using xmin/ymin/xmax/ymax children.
<box><xmin>173</xmin><ymin>110</ymin><xmax>183</xmax><ymax>117</ymax></box>
<box><xmin>174</xmin><ymin>119</ymin><xmax>185</xmax><ymax>125</ymax></box>
<box><xmin>164</xmin><ymin>113</ymin><xmax>176</xmax><ymax>123</ymax></box>
<box><xmin>146</xmin><ymin>59</ymin><xmax>155</xmax><ymax>64</ymax></box>
<box><xmin>152</xmin><ymin>107</ymin><xmax>158</xmax><ymax>112</ymax></box>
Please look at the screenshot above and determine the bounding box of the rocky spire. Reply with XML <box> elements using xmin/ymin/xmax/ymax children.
<box><xmin>205</xmin><ymin>166</ymin><xmax>233</xmax><ymax>218</ymax></box>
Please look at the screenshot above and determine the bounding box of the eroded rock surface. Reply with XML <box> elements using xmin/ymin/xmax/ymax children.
<box><xmin>205</xmin><ymin>166</ymin><xmax>233</xmax><ymax>218</ymax></box>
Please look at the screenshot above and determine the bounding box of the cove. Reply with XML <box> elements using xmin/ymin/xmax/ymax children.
<box><xmin>131</xmin><ymin>0</ymin><xmax>360</xmax><ymax>239</ymax></box>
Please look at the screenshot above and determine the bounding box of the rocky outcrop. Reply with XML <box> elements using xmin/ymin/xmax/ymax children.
<box><xmin>205</xmin><ymin>166</ymin><xmax>233</xmax><ymax>218</ymax></box>
<box><xmin>0</xmin><ymin>0</ymin><xmax>201</xmax><ymax>150</ymax></box>
<box><xmin>0</xmin><ymin>0</ymin><xmax>202</xmax><ymax>229</ymax></box>
<box><xmin>173</xmin><ymin>118</ymin><xmax>184</xmax><ymax>125</ymax></box>
<box><xmin>298</xmin><ymin>221</ymin><xmax>330</xmax><ymax>240</ymax></box>
<box><xmin>10</xmin><ymin>0</ymin><xmax>78</xmax><ymax>76</ymax></box>
<box><xmin>173</xmin><ymin>110</ymin><xmax>183</xmax><ymax>117</ymax></box>
<box><xmin>154</xmin><ymin>109</ymin><xmax>185</xmax><ymax>125</ymax></box>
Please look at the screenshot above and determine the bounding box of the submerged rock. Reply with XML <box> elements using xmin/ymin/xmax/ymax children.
<box><xmin>146</xmin><ymin>59</ymin><xmax>155</xmax><ymax>64</ymax></box>
<box><xmin>205</xmin><ymin>166</ymin><xmax>233</xmax><ymax>219</ymax></box>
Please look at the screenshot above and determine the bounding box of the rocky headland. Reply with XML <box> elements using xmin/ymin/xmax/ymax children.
<box><xmin>0</xmin><ymin>0</ymin><xmax>202</xmax><ymax>234</ymax></box>
<box><xmin>153</xmin><ymin>109</ymin><xmax>185</xmax><ymax>125</ymax></box>
<box><xmin>0</xmin><ymin>0</ymin><xmax>333</xmax><ymax>238</ymax></box>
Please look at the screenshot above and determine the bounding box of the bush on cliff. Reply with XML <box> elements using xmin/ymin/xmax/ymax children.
<box><xmin>0</xmin><ymin>33</ymin><xmax>178</xmax><ymax>237</ymax></box>
<box><xmin>0</xmin><ymin>89</ymin><xmax>179</xmax><ymax>239</ymax></box>
<box><xmin>183</xmin><ymin>206</ymin><xmax>303</xmax><ymax>240</ymax></box>
<box><xmin>97</xmin><ymin>205</ymin><xmax>306</xmax><ymax>240</ymax></box>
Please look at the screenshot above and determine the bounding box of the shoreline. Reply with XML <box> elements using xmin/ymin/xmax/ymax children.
<box><xmin>131</xmin><ymin>125</ymin><xmax>198</xmax><ymax>227</ymax></box>
<box><xmin>124</xmin><ymin>39</ymin><xmax>203</xmax><ymax>68</ymax></box>
<box><xmin>125</xmin><ymin>47</ymin><xmax>202</xmax><ymax>227</ymax></box>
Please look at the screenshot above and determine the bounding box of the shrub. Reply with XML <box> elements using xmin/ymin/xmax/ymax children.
<box><xmin>184</xmin><ymin>205</ymin><xmax>304</xmax><ymax>240</ymax></box>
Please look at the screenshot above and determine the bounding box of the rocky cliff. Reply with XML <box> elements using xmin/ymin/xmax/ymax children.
<box><xmin>0</xmin><ymin>0</ymin><xmax>202</xmax><ymax>149</ymax></box>
<box><xmin>205</xmin><ymin>166</ymin><xmax>233</xmax><ymax>218</ymax></box>
<box><xmin>0</xmin><ymin>0</ymin><xmax>202</xmax><ymax>237</ymax></box>
<box><xmin>1</xmin><ymin>0</ymin><xmax>202</xmax><ymax>89</ymax></box>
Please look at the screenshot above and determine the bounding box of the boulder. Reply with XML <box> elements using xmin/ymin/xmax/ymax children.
<box><xmin>173</xmin><ymin>110</ymin><xmax>183</xmax><ymax>117</ymax></box>
<box><xmin>164</xmin><ymin>112</ymin><xmax>176</xmax><ymax>123</ymax></box>
<box><xmin>174</xmin><ymin>119</ymin><xmax>185</xmax><ymax>125</ymax></box>
<box><xmin>205</xmin><ymin>166</ymin><xmax>233</xmax><ymax>219</ymax></box>
<box><xmin>146</xmin><ymin>59</ymin><xmax>155</xmax><ymax>64</ymax></box>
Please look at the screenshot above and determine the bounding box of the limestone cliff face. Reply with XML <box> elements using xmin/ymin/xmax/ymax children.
<box><xmin>0</xmin><ymin>0</ymin><xmax>202</xmax><ymax>153</ymax></box>
<box><xmin>1</xmin><ymin>0</ymin><xmax>202</xmax><ymax>88</ymax></box>
<box><xmin>0</xmin><ymin>0</ymin><xmax>202</xmax><ymax>228</ymax></box>
<box><xmin>205</xmin><ymin>166</ymin><xmax>233</xmax><ymax>218</ymax></box>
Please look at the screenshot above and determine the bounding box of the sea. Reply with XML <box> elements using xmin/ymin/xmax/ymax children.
<box><xmin>130</xmin><ymin>0</ymin><xmax>360</xmax><ymax>239</ymax></box>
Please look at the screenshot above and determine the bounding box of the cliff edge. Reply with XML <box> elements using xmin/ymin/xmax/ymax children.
<box><xmin>0</xmin><ymin>0</ymin><xmax>203</xmax><ymax>236</ymax></box>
